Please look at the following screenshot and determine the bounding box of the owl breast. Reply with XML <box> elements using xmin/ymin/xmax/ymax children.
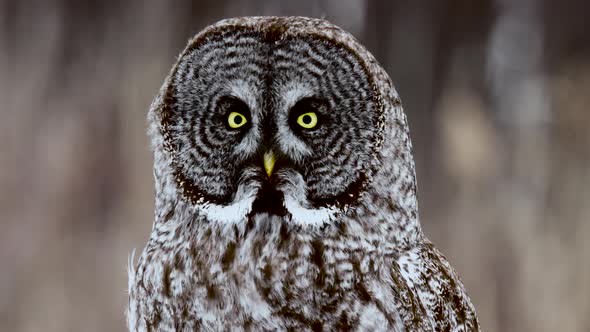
<box><xmin>130</xmin><ymin>213</ymin><xmax>417</xmax><ymax>331</ymax></box>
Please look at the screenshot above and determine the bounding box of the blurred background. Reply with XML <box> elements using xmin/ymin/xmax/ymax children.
<box><xmin>1</xmin><ymin>0</ymin><xmax>589</xmax><ymax>331</ymax></box>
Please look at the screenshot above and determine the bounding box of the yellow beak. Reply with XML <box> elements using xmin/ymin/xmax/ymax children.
<box><xmin>263</xmin><ymin>150</ymin><xmax>276</xmax><ymax>177</ymax></box>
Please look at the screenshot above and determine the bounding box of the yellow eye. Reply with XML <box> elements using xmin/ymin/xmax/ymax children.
<box><xmin>296</xmin><ymin>112</ymin><xmax>318</xmax><ymax>129</ymax></box>
<box><xmin>228</xmin><ymin>112</ymin><xmax>247</xmax><ymax>128</ymax></box>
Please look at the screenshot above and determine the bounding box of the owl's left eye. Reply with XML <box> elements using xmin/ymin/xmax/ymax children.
<box><xmin>228</xmin><ymin>112</ymin><xmax>247</xmax><ymax>128</ymax></box>
<box><xmin>289</xmin><ymin>97</ymin><xmax>326</xmax><ymax>132</ymax></box>
<box><xmin>296</xmin><ymin>112</ymin><xmax>318</xmax><ymax>129</ymax></box>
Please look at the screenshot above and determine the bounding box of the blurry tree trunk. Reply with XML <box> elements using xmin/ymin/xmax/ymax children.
<box><xmin>487</xmin><ymin>0</ymin><xmax>551</xmax><ymax>330</ymax></box>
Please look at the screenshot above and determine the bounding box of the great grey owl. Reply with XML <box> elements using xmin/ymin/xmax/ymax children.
<box><xmin>127</xmin><ymin>16</ymin><xmax>480</xmax><ymax>331</ymax></box>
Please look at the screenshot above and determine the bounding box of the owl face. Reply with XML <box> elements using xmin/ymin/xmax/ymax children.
<box><xmin>160</xmin><ymin>24</ymin><xmax>383</xmax><ymax>226</ymax></box>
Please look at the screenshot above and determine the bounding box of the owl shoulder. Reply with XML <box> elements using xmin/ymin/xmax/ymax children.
<box><xmin>393</xmin><ymin>241</ymin><xmax>481</xmax><ymax>331</ymax></box>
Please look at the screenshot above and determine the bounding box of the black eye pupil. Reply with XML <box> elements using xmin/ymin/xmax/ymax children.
<box><xmin>302</xmin><ymin>115</ymin><xmax>312</xmax><ymax>124</ymax></box>
<box><xmin>234</xmin><ymin>116</ymin><xmax>242</xmax><ymax>124</ymax></box>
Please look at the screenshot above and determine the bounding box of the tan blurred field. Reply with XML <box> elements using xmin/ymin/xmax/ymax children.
<box><xmin>1</xmin><ymin>1</ymin><xmax>589</xmax><ymax>331</ymax></box>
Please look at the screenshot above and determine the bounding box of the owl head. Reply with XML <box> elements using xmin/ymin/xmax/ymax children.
<box><xmin>149</xmin><ymin>17</ymin><xmax>418</xmax><ymax>238</ymax></box>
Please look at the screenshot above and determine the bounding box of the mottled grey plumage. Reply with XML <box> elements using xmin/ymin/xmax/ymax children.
<box><xmin>127</xmin><ymin>16</ymin><xmax>480</xmax><ymax>331</ymax></box>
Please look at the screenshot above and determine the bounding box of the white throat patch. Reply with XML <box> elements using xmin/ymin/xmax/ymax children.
<box><xmin>193</xmin><ymin>175</ymin><xmax>339</xmax><ymax>227</ymax></box>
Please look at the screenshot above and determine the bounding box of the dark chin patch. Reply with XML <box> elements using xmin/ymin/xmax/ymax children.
<box><xmin>249</xmin><ymin>182</ymin><xmax>289</xmax><ymax>217</ymax></box>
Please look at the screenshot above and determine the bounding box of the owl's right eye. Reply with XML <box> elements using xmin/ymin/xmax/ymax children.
<box><xmin>216</xmin><ymin>96</ymin><xmax>250</xmax><ymax>130</ymax></box>
<box><xmin>228</xmin><ymin>112</ymin><xmax>247</xmax><ymax>128</ymax></box>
